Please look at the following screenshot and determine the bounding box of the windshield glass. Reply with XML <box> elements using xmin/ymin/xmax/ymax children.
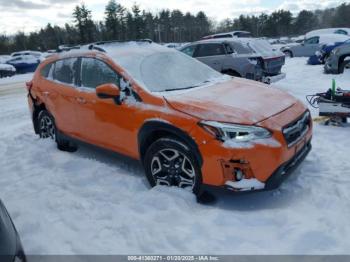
<box><xmin>106</xmin><ymin>43</ymin><xmax>227</xmax><ymax>92</ymax></box>
<box><xmin>140</xmin><ymin>52</ymin><xmax>223</xmax><ymax>92</ymax></box>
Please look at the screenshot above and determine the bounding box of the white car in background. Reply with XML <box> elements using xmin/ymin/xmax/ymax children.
<box><xmin>305</xmin><ymin>28</ymin><xmax>350</xmax><ymax>38</ymax></box>
<box><xmin>281</xmin><ymin>34</ymin><xmax>350</xmax><ymax>57</ymax></box>
<box><xmin>11</xmin><ymin>50</ymin><xmax>42</xmax><ymax>59</ymax></box>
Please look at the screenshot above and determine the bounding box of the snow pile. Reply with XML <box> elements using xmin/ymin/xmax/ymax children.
<box><xmin>0</xmin><ymin>58</ymin><xmax>350</xmax><ymax>254</ymax></box>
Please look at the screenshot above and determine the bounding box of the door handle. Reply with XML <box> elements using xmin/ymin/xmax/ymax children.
<box><xmin>43</xmin><ymin>91</ymin><xmax>50</xmax><ymax>97</ymax></box>
<box><xmin>76</xmin><ymin>97</ymin><xmax>86</xmax><ymax>104</ymax></box>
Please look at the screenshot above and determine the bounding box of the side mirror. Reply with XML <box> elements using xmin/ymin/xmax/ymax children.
<box><xmin>96</xmin><ymin>83</ymin><xmax>121</xmax><ymax>104</ymax></box>
<box><xmin>96</xmin><ymin>83</ymin><xmax>120</xmax><ymax>99</ymax></box>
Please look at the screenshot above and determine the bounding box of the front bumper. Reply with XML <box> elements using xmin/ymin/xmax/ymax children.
<box><xmin>203</xmin><ymin>139</ymin><xmax>312</xmax><ymax>194</ymax></box>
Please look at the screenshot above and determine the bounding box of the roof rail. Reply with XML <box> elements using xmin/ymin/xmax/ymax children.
<box><xmin>88</xmin><ymin>45</ymin><xmax>106</xmax><ymax>53</ymax></box>
<box><xmin>93</xmin><ymin>39</ymin><xmax>153</xmax><ymax>46</ymax></box>
<box><xmin>56</xmin><ymin>45</ymin><xmax>81</xmax><ymax>53</ymax></box>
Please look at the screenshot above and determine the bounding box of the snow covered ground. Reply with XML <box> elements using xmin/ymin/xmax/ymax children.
<box><xmin>1</xmin><ymin>58</ymin><xmax>350</xmax><ymax>254</ymax></box>
<box><xmin>0</xmin><ymin>73</ymin><xmax>33</xmax><ymax>85</ymax></box>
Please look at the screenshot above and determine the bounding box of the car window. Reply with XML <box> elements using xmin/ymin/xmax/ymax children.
<box><xmin>194</xmin><ymin>44</ymin><xmax>226</xmax><ymax>57</ymax></box>
<box><xmin>53</xmin><ymin>58</ymin><xmax>79</xmax><ymax>85</ymax></box>
<box><xmin>81</xmin><ymin>58</ymin><xmax>120</xmax><ymax>89</ymax></box>
<box><xmin>41</xmin><ymin>63</ymin><xmax>52</xmax><ymax>78</ymax></box>
<box><xmin>224</xmin><ymin>43</ymin><xmax>234</xmax><ymax>54</ymax></box>
<box><xmin>305</xmin><ymin>37</ymin><xmax>319</xmax><ymax>45</ymax></box>
<box><xmin>213</xmin><ymin>34</ymin><xmax>232</xmax><ymax>39</ymax></box>
<box><xmin>230</xmin><ymin>42</ymin><xmax>254</xmax><ymax>54</ymax></box>
<box><xmin>335</xmin><ymin>29</ymin><xmax>348</xmax><ymax>35</ymax></box>
<box><xmin>181</xmin><ymin>45</ymin><xmax>196</xmax><ymax>57</ymax></box>
<box><xmin>235</xmin><ymin>32</ymin><xmax>252</xmax><ymax>38</ymax></box>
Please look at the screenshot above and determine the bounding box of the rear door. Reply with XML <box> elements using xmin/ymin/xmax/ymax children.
<box><xmin>42</xmin><ymin>58</ymin><xmax>80</xmax><ymax>136</ymax></box>
<box><xmin>74</xmin><ymin>57</ymin><xmax>137</xmax><ymax>154</ymax></box>
<box><xmin>193</xmin><ymin>43</ymin><xmax>227</xmax><ymax>71</ymax></box>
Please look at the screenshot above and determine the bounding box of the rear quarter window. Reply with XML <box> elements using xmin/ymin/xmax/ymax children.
<box><xmin>53</xmin><ymin>58</ymin><xmax>79</xmax><ymax>85</ymax></box>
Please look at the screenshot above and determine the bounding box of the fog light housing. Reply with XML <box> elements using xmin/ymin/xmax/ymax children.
<box><xmin>234</xmin><ymin>168</ymin><xmax>244</xmax><ymax>181</ymax></box>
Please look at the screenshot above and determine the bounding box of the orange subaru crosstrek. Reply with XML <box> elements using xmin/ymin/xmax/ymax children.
<box><xmin>26</xmin><ymin>41</ymin><xmax>312</xmax><ymax>196</ymax></box>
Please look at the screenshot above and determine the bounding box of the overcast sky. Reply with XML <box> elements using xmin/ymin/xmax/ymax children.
<box><xmin>0</xmin><ymin>0</ymin><xmax>349</xmax><ymax>34</ymax></box>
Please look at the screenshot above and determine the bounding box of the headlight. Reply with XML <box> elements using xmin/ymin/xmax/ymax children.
<box><xmin>199</xmin><ymin>121</ymin><xmax>271</xmax><ymax>142</ymax></box>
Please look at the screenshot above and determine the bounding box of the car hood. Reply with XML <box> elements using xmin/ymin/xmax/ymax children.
<box><xmin>164</xmin><ymin>78</ymin><xmax>297</xmax><ymax>125</ymax></box>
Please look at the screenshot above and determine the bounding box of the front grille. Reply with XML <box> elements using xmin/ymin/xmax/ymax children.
<box><xmin>283</xmin><ymin>111</ymin><xmax>311</xmax><ymax>147</ymax></box>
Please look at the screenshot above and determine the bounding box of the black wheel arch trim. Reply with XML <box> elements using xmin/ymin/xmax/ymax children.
<box><xmin>138</xmin><ymin>120</ymin><xmax>203</xmax><ymax>167</ymax></box>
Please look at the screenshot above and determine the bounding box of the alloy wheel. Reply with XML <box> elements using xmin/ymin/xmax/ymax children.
<box><xmin>39</xmin><ymin>115</ymin><xmax>55</xmax><ymax>139</ymax></box>
<box><xmin>150</xmin><ymin>148</ymin><xmax>195</xmax><ymax>189</ymax></box>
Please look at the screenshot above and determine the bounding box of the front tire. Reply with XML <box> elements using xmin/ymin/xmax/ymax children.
<box><xmin>143</xmin><ymin>137</ymin><xmax>202</xmax><ymax>195</ymax></box>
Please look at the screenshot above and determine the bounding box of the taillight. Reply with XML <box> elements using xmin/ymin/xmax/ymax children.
<box><xmin>26</xmin><ymin>81</ymin><xmax>33</xmax><ymax>91</ymax></box>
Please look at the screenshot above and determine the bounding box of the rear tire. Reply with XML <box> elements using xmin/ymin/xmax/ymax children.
<box><xmin>143</xmin><ymin>137</ymin><xmax>202</xmax><ymax>195</ymax></box>
<box><xmin>37</xmin><ymin>110</ymin><xmax>77</xmax><ymax>152</ymax></box>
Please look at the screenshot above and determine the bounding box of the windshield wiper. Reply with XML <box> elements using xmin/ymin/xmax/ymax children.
<box><xmin>164</xmin><ymin>81</ymin><xmax>210</xmax><ymax>92</ymax></box>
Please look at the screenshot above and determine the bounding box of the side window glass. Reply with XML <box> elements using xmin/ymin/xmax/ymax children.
<box><xmin>305</xmin><ymin>37</ymin><xmax>319</xmax><ymax>45</ymax></box>
<box><xmin>195</xmin><ymin>44</ymin><xmax>226</xmax><ymax>57</ymax></box>
<box><xmin>53</xmin><ymin>58</ymin><xmax>79</xmax><ymax>85</ymax></box>
<box><xmin>335</xmin><ymin>29</ymin><xmax>347</xmax><ymax>35</ymax></box>
<box><xmin>41</xmin><ymin>63</ymin><xmax>52</xmax><ymax>78</ymax></box>
<box><xmin>181</xmin><ymin>45</ymin><xmax>196</xmax><ymax>57</ymax></box>
<box><xmin>224</xmin><ymin>43</ymin><xmax>234</xmax><ymax>54</ymax></box>
<box><xmin>81</xmin><ymin>58</ymin><xmax>120</xmax><ymax>89</ymax></box>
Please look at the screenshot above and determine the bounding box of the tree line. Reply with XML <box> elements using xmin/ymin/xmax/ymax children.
<box><xmin>0</xmin><ymin>1</ymin><xmax>350</xmax><ymax>54</ymax></box>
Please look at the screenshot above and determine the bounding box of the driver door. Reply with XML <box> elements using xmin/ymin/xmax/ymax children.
<box><xmin>302</xmin><ymin>36</ymin><xmax>320</xmax><ymax>56</ymax></box>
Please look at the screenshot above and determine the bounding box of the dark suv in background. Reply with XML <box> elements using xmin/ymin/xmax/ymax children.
<box><xmin>180</xmin><ymin>38</ymin><xmax>286</xmax><ymax>84</ymax></box>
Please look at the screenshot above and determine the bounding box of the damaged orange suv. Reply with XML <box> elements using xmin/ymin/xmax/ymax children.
<box><xmin>27</xmin><ymin>41</ymin><xmax>312</xmax><ymax>196</ymax></box>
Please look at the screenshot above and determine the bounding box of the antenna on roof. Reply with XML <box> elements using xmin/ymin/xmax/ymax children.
<box><xmin>88</xmin><ymin>45</ymin><xmax>106</xmax><ymax>53</ymax></box>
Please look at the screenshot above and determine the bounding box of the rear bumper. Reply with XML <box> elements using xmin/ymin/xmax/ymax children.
<box><xmin>262</xmin><ymin>73</ymin><xmax>286</xmax><ymax>84</ymax></box>
<box><xmin>202</xmin><ymin>139</ymin><xmax>312</xmax><ymax>194</ymax></box>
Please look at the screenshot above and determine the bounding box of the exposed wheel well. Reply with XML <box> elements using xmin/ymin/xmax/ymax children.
<box><xmin>33</xmin><ymin>103</ymin><xmax>47</xmax><ymax>134</ymax></box>
<box><xmin>221</xmin><ymin>69</ymin><xmax>241</xmax><ymax>77</ymax></box>
<box><xmin>283</xmin><ymin>50</ymin><xmax>293</xmax><ymax>57</ymax></box>
<box><xmin>138</xmin><ymin>121</ymin><xmax>203</xmax><ymax>167</ymax></box>
<box><xmin>339</xmin><ymin>55</ymin><xmax>350</xmax><ymax>67</ymax></box>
